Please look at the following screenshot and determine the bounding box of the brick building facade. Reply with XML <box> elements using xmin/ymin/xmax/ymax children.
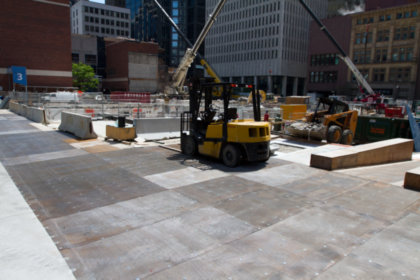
<box><xmin>307</xmin><ymin>15</ymin><xmax>353</xmax><ymax>96</ymax></box>
<box><xmin>103</xmin><ymin>39</ymin><xmax>163</xmax><ymax>92</ymax></box>
<box><xmin>0</xmin><ymin>0</ymin><xmax>73</xmax><ymax>91</ymax></box>
<box><xmin>349</xmin><ymin>3</ymin><xmax>420</xmax><ymax>99</ymax></box>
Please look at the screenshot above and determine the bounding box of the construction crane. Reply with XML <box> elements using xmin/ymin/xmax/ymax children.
<box><xmin>170</xmin><ymin>0</ymin><xmax>227</xmax><ymax>94</ymax></box>
<box><xmin>298</xmin><ymin>0</ymin><xmax>375</xmax><ymax>95</ymax></box>
<box><xmin>153</xmin><ymin>0</ymin><xmax>222</xmax><ymax>84</ymax></box>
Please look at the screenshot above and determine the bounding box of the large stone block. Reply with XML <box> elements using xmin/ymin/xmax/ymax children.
<box><xmin>310</xmin><ymin>138</ymin><xmax>413</xmax><ymax>170</ymax></box>
<box><xmin>58</xmin><ymin>111</ymin><xmax>97</xmax><ymax>139</ymax></box>
<box><xmin>404</xmin><ymin>167</ymin><xmax>420</xmax><ymax>191</ymax></box>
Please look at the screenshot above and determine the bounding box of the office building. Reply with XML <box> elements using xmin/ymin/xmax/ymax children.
<box><xmin>127</xmin><ymin>0</ymin><xmax>203</xmax><ymax>68</ymax></box>
<box><xmin>105</xmin><ymin>0</ymin><xmax>126</xmax><ymax>8</ymax></box>
<box><xmin>0</xmin><ymin>0</ymin><xmax>72</xmax><ymax>90</ymax></box>
<box><xmin>205</xmin><ymin>0</ymin><xmax>328</xmax><ymax>96</ymax></box>
<box><xmin>71</xmin><ymin>0</ymin><xmax>131</xmax><ymax>38</ymax></box>
<box><xmin>349</xmin><ymin>2</ymin><xmax>420</xmax><ymax>99</ymax></box>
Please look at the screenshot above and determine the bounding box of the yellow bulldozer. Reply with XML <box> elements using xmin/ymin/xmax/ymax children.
<box><xmin>287</xmin><ymin>97</ymin><xmax>358</xmax><ymax>144</ymax></box>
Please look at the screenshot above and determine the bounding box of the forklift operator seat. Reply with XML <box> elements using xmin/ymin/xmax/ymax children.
<box><xmin>227</xmin><ymin>108</ymin><xmax>237</xmax><ymax>120</ymax></box>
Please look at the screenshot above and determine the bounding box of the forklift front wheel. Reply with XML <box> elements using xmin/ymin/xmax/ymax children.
<box><xmin>222</xmin><ymin>144</ymin><xmax>240</xmax><ymax>167</ymax></box>
<box><xmin>182</xmin><ymin>135</ymin><xmax>197</xmax><ymax>156</ymax></box>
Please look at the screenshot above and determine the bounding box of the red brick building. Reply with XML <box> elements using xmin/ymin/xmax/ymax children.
<box><xmin>306</xmin><ymin>15</ymin><xmax>353</xmax><ymax>96</ymax></box>
<box><xmin>103</xmin><ymin>39</ymin><xmax>164</xmax><ymax>92</ymax></box>
<box><xmin>0</xmin><ymin>0</ymin><xmax>72</xmax><ymax>91</ymax></box>
<box><xmin>366</xmin><ymin>0</ymin><xmax>420</xmax><ymax>11</ymax></box>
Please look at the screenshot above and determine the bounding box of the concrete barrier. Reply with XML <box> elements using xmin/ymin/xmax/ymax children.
<box><xmin>9</xmin><ymin>101</ymin><xmax>48</xmax><ymax>124</ymax></box>
<box><xmin>404</xmin><ymin>167</ymin><xmax>420</xmax><ymax>191</ymax></box>
<box><xmin>310</xmin><ymin>138</ymin><xmax>413</xmax><ymax>170</ymax></box>
<box><xmin>59</xmin><ymin>111</ymin><xmax>97</xmax><ymax>139</ymax></box>
<box><xmin>134</xmin><ymin>118</ymin><xmax>180</xmax><ymax>134</ymax></box>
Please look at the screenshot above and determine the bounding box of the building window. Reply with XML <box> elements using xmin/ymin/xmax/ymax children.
<box><xmin>309</xmin><ymin>71</ymin><xmax>337</xmax><ymax>83</ymax></box>
<box><xmin>85</xmin><ymin>25</ymin><xmax>89</xmax><ymax>32</ymax></box>
<box><xmin>72</xmin><ymin>53</ymin><xmax>79</xmax><ymax>63</ymax></box>
<box><xmin>397</xmin><ymin>13</ymin><xmax>403</xmax><ymax>19</ymax></box>
<box><xmin>373</xmin><ymin>68</ymin><xmax>386</xmax><ymax>82</ymax></box>
<box><xmin>377</xmin><ymin>30</ymin><xmax>389</xmax><ymax>42</ymax></box>
<box><xmin>353</xmin><ymin>49</ymin><xmax>370</xmax><ymax>64</ymax></box>
<box><xmin>393</xmin><ymin>27</ymin><xmax>413</xmax><ymax>41</ymax></box>
<box><xmin>410</xmin><ymin>26</ymin><xmax>416</xmax><ymax>39</ymax></box>
<box><xmin>375</xmin><ymin>48</ymin><xmax>387</xmax><ymax>63</ymax></box>
<box><xmin>85</xmin><ymin>54</ymin><xmax>96</xmax><ymax>65</ymax></box>
<box><xmin>389</xmin><ymin>67</ymin><xmax>411</xmax><ymax>82</ymax></box>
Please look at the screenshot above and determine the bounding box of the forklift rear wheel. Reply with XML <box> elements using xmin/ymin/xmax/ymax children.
<box><xmin>222</xmin><ymin>144</ymin><xmax>240</xmax><ymax>167</ymax></box>
<box><xmin>327</xmin><ymin>125</ymin><xmax>342</xmax><ymax>143</ymax></box>
<box><xmin>182</xmin><ymin>135</ymin><xmax>197</xmax><ymax>156</ymax></box>
<box><xmin>341</xmin><ymin>129</ymin><xmax>354</xmax><ymax>145</ymax></box>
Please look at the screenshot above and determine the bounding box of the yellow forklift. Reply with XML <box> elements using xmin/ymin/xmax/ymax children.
<box><xmin>181</xmin><ymin>82</ymin><xmax>271</xmax><ymax>167</ymax></box>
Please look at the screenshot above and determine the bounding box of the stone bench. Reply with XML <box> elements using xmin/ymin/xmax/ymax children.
<box><xmin>310</xmin><ymin>138</ymin><xmax>413</xmax><ymax>170</ymax></box>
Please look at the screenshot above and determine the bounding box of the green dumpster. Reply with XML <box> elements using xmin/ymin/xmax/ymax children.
<box><xmin>354</xmin><ymin>115</ymin><xmax>412</xmax><ymax>144</ymax></box>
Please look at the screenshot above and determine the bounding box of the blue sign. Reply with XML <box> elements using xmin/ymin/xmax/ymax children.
<box><xmin>11</xmin><ymin>66</ymin><xmax>27</xmax><ymax>86</ymax></box>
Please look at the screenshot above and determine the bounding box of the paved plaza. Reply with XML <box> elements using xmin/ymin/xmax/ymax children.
<box><xmin>1</xmin><ymin>110</ymin><xmax>419</xmax><ymax>279</ymax></box>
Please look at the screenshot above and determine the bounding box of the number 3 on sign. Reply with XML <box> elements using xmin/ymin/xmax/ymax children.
<box><xmin>17</xmin><ymin>73</ymin><xmax>23</xmax><ymax>81</ymax></box>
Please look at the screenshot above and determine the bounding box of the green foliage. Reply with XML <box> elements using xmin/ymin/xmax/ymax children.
<box><xmin>72</xmin><ymin>63</ymin><xmax>99</xmax><ymax>91</ymax></box>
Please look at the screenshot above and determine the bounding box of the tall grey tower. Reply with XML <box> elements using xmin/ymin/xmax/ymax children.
<box><xmin>205</xmin><ymin>0</ymin><xmax>328</xmax><ymax>96</ymax></box>
<box><xmin>105</xmin><ymin>0</ymin><xmax>126</xmax><ymax>8</ymax></box>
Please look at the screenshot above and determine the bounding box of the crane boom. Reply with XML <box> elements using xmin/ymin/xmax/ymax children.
<box><xmin>171</xmin><ymin>0</ymin><xmax>227</xmax><ymax>92</ymax></box>
<box><xmin>152</xmin><ymin>0</ymin><xmax>222</xmax><ymax>83</ymax></box>
<box><xmin>298</xmin><ymin>0</ymin><xmax>375</xmax><ymax>95</ymax></box>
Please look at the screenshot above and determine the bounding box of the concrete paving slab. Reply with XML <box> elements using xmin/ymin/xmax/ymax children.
<box><xmin>215</xmin><ymin>187</ymin><xmax>309</xmax><ymax>228</ymax></box>
<box><xmin>175</xmin><ymin>175</ymin><xmax>270</xmax><ymax>205</ymax></box>
<box><xmin>0</xmin><ymin>128</ymin><xmax>40</xmax><ymax>135</ymax></box>
<box><xmin>317</xmin><ymin>213</ymin><xmax>420</xmax><ymax>280</ymax></box>
<box><xmin>326</xmin><ymin>181</ymin><xmax>420</xmax><ymax>222</ymax></box>
<box><xmin>269</xmin><ymin>206</ymin><xmax>386</xmax><ymax>256</ymax></box>
<box><xmin>337</xmin><ymin>160</ymin><xmax>420</xmax><ymax>186</ymax></box>
<box><xmin>147</xmin><ymin>243</ymin><xmax>294</xmax><ymax>280</ymax></box>
<box><xmin>0</xmin><ymin>163</ymin><xmax>75</xmax><ymax>280</ymax></box>
<box><xmin>96</xmin><ymin>146</ymin><xmax>186</xmax><ymax>177</ymax></box>
<box><xmin>44</xmin><ymin>190</ymin><xmax>200</xmax><ymax>248</ymax></box>
<box><xmin>238</xmin><ymin>232</ymin><xmax>345</xmax><ymax>279</ymax></box>
<box><xmin>62</xmin><ymin>206</ymin><xmax>251</xmax><ymax>279</ymax></box>
<box><xmin>0</xmin><ymin>131</ymin><xmax>74</xmax><ymax>159</ymax></box>
<box><xmin>272</xmin><ymin>144</ymin><xmax>345</xmax><ymax>166</ymax></box>
<box><xmin>145</xmin><ymin>166</ymin><xmax>228</xmax><ymax>189</ymax></box>
<box><xmin>2</xmin><ymin>148</ymin><xmax>88</xmax><ymax>166</ymax></box>
<box><xmin>274</xmin><ymin>172</ymin><xmax>368</xmax><ymax>201</ymax></box>
<box><xmin>7</xmin><ymin>154</ymin><xmax>165</xmax><ymax>220</ymax></box>
<box><xmin>236</xmin><ymin>163</ymin><xmax>322</xmax><ymax>187</ymax></box>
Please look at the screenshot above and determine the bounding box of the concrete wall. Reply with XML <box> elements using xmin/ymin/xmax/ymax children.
<box><xmin>71</xmin><ymin>34</ymin><xmax>98</xmax><ymax>65</ymax></box>
<box><xmin>134</xmin><ymin>118</ymin><xmax>180</xmax><ymax>134</ymax></box>
<box><xmin>59</xmin><ymin>111</ymin><xmax>97</xmax><ymax>139</ymax></box>
<box><xmin>9</xmin><ymin>102</ymin><xmax>48</xmax><ymax>124</ymax></box>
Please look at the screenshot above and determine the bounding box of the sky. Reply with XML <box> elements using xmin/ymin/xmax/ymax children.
<box><xmin>90</xmin><ymin>0</ymin><xmax>105</xmax><ymax>3</ymax></box>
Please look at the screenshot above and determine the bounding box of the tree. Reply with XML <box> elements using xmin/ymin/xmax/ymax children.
<box><xmin>72</xmin><ymin>63</ymin><xmax>99</xmax><ymax>91</ymax></box>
